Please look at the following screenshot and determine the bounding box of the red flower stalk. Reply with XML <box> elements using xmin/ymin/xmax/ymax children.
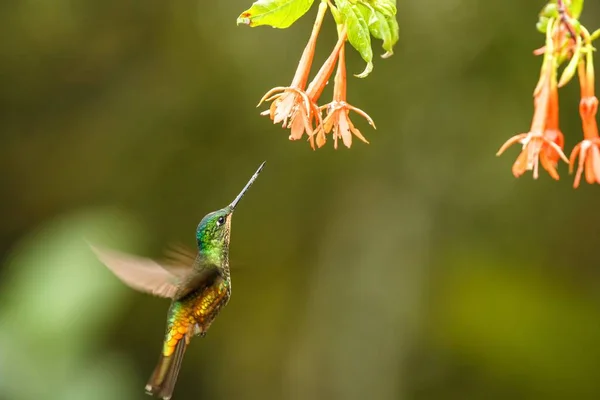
<box><xmin>317</xmin><ymin>30</ymin><xmax>375</xmax><ymax>149</ymax></box>
<box><xmin>569</xmin><ymin>53</ymin><xmax>600</xmax><ymax>187</ymax></box>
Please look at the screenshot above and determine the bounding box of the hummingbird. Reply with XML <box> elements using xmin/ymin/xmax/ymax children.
<box><xmin>91</xmin><ymin>161</ymin><xmax>265</xmax><ymax>400</ymax></box>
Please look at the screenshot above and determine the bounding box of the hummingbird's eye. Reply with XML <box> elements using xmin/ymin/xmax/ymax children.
<box><xmin>217</xmin><ymin>216</ymin><xmax>225</xmax><ymax>226</ymax></box>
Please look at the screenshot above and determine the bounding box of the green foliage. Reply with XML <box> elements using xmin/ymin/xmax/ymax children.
<box><xmin>237</xmin><ymin>0</ymin><xmax>399</xmax><ymax>78</ymax></box>
<box><xmin>337</xmin><ymin>0</ymin><xmax>373</xmax><ymax>77</ymax></box>
<box><xmin>570</xmin><ymin>0</ymin><xmax>584</xmax><ymax>19</ymax></box>
<box><xmin>237</xmin><ymin>0</ymin><xmax>315</xmax><ymax>28</ymax></box>
<box><xmin>369</xmin><ymin>12</ymin><xmax>395</xmax><ymax>57</ymax></box>
<box><xmin>537</xmin><ymin>0</ymin><xmax>585</xmax><ymax>33</ymax></box>
<box><xmin>364</xmin><ymin>1</ymin><xmax>399</xmax><ymax>58</ymax></box>
<box><xmin>332</xmin><ymin>0</ymin><xmax>399</xmax><ymax>77</ymax></box>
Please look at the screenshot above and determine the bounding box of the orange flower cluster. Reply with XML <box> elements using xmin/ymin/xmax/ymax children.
<box><xmin>258</xmin><ymin>2</ymin><xmax>374</xmax><ymax>149</ymax></box>
<box><xmin>497</xmin><ymin>1</ymin><xmax>600</xmax><ymax>188</ymax></box>
<box><xmin>570</xmin><ymin>57</ymin><xmax>600</xmax><ymax>186</ymax></box>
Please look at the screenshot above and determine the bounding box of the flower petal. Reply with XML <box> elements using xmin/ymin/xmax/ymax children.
<box><xmin>512</xmin><ymin>149</ymin><xmax>529</xmax><ymax>178</ymax></box>
<box><xmin>338</xmin><ymin>112</ymin><xmax>353</xmax><ymax>148</ymax></box>
<box><xmin>257</xmin><ymin>87</ymin><xmax>286</xmax><ymax>107</ymax></box>
<box><xmin>573</xmin><ymin>145</ymin><xmax>587</xmax><ymax>188</ymax></box>
<box><xmin>288</xmin><ymin>111</ymin><xmax>306</xmax><ymax>141</ymax></box>
<box><xmin>540</xmin><ymin>150</ymin><xmax>559</xmax><ymax>180</ymax></box>
<box><xmin>585</xmin><ymin>149</ymin><xmax>596</xmax><ymax>184</ymax></box>
<box><xmin>333</xmin><ymin>126</ymin><xmax>339</xmax><ymax>149</ymax></box>
<box><xmin>544</xmin><ymin>138</ymin><xmax>569</xmax><ymax>164</ymax></box>
<box><xmin>346</xmin><ymin>103</ymin><xmax>376</xmax><ymax>128</ymax></box>
<box><xmin>591</xmin><ymin>145</ymin><xmax>600</xmax><ymax>184</ymax></box>
<box><xmin>569</xmin><ymin>143</ymin><xmax>582</xmax><ymax>174</ymax></box>
<box><xmin>349</xmin><ymin>119</ymin><xmax>370</xmax><ymax>144</ymax></box>
<box><xmin>322</xmin><ymin>109</ymin><xmax>337</xmax><ymax>133</ymax></box>
<box><xmin>497</xmin><ymin>134</ymin><xmax>527</xmax><ymax>156</ymax></box>
<box><xmin>316</xmin><ymin>127</ymin><xmax>327</xmax><ymax>148</ymax></box>
<box><xmin>273</xmin><ymin>92</ymin><xmax>297</xmax><ymax>125</ymax></box>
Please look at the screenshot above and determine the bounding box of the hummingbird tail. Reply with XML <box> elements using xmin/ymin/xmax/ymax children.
<box><xmin>145</xmin><ymin>337</ymin><xmax>188</xmax><ymax>400</ymax></box>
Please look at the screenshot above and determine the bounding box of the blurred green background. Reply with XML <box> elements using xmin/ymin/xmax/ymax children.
<box><xmin>1</xmin><ymin>1</ymin><xmax>600</xmax><ymax>399</ymax></box>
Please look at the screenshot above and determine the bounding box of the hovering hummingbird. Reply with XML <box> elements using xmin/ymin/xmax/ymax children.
<box><xmin>91</xmin><ymin>161</ymin><xmax>265</xmax><ymax>400</ymax></box>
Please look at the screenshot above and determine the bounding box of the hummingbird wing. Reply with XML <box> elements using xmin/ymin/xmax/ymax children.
<box><xmin>165</xmin><ymin>243</ymin><xmax>250</xmax><ymax>271</ymax></box>
<box><xmin>90</xmin><ymin>245</ymin><xmax>185</xmax><ymax>298</ymax></box>
<box><xmin>173</xmin><ymin>263</ymin><xmax>223</xmax><ymax>300</ymax></box>
<box><xmin>161</xmin><ymin>243</ymin><xmax>198</xmax><ymax>276</ymax></box>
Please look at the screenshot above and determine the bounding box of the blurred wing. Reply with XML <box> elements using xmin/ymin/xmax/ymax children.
<box><xmin>174</xmin><ymin>263</ymin><xmax>224</xmax><ymax>299</ymax></box>
<box><xmin>90</xmin><ymin>245</ymin><xmax>184</xmax><ymax>298</ymax></box>
<box><xmin>162</xmin><ymin>243</ymin><xmax>198</xmax><ymax>277</ymax></box>
<box><xmin>164</xmin><ymin>243</ymin><xmax>249</xmax><ymax>272</ymax></box>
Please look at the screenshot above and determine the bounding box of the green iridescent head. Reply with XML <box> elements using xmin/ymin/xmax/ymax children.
<box><xmin>196</xmin><ymin>162</ymin><xmax>265</xmax><ymax>266</ymax></box>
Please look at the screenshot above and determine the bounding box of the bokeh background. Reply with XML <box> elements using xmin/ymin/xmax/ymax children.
<box><xmin>1</xmin><ymin>1</ymin><xmax>600</xmax><ymax>399</ymax></box>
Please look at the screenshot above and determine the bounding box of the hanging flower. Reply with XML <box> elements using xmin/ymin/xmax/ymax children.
<box><xmin>496</xmin><ymin>2</ymin><xmax>600</xmax><ymax>187</ymax></box>
<box><xmin>497</xmin><ymin>37</ymin><xmax>569</xmax><ymax>179</ymax></box>
<box><xmin>317</xmin><ymin>30</ymin><xmax>375</xmax><ymax>149</ymax></box>
<box><xmin>258</xmin><ymin>2</ymin><xmax>328</xmax><ymax>141</ymax></box>
<box><xmin>569</xmin><ymin>49</ymin><xmax>600</xmax><ymax>187</ymax></box>
<box><xmin>288</xmin><ymin>25</ymin><xmax>348</xmax><ymax>148</ymax></box>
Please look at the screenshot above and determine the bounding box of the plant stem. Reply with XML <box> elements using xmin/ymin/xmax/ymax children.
<box><xmin>557</xmin><ymin>0</ymin><xmax>578</xmax><ymax>40</ymax></box>
<box><xmin>290</xmin><ymin>0</ymin><xmax>329</xmax><ymax>88</ymax></box>
<box><xmin>306</xmin><ymin>28</ymin><xmax>348</xmax><ymax>100</ymax></box>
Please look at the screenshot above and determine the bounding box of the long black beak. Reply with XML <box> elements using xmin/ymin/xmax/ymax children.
<box><xmin>229</xmin><ymin>161</ymin><xmax>266</xmax><ymax>211</ymax></box>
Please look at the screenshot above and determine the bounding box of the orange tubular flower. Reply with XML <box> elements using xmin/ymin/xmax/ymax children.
<box><xmin>496</xmin><ymin>53</ymin><xmax>568</xmax><ymax>179</ymax></box>
<box><xmin>317</xmin><ymin>30</ymin><xmax>375</xmax><ymax>149</ymax></box>
<box><xmin>497</xmin><ymin>15</ymin><xmax>571</xmax><ymax>179</ymax></box>
<box><xmin>290</xmin><ymin>25</ymin><xmax>347</xmax><ymax>148</ymax></box>
<box><xmin>258</xmin><ymin>1</ymin><xmax>328</xmax><ymax>140</ymax></box>
<box><xmin>497</xmin><ymin>1</ymin><xmax>600</xmax><ymax>188</ymax></box>
<box><xmin>569</xmin><ymin>54</ymin><xmax>600</xmax><ymax>187</ymax></box>
<box><xmin>540</xmin><ymin>56</ymin><xmax>566</xmax><ymax>179</ymax></box>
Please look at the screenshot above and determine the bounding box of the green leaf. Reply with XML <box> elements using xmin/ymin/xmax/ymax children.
<box><xmin>370</xmin><ymin>0</ymin><xmax>396</xmax><ymax>18</ymax></box>
<box><xmin>336</xmin><ymin>0</ymin><xmax>373</xmax><ymax>77</ymax></box>
<box><xmin>355</xmin><ymin>2</ymin><xmax>375</xmax><ymax>26</ymax></box>
<box><xmin>368</xmin><ymin>9</ymin><xmax>398</xmax><ymax>57</ymax></box>
<box><xmin>590</xmin><ymin>28</ymin><xmax>600</xmax><ymax>42</ymax></box>
<box><xmin>539</xmin><ymin>2</ymin><xmax>558</xmax><ymax>19</ymax></box>
<box><xmin>569</xmin><ymin>0</ymin><xmax>584</xmax><ymax>19</ymax></box>
<box><xmin>366</xmin><ymin>0</ymin><xmax>398</xmax><ymax>58</ymax></box>
<box><xmin>387</xmin><ymin>13</ymin><xmax>399</xmax><ymax>53</ymax></box>
<box><xmin>368</xmin><ymin>10</ymin><xmax>389</xmax><ymax>46</ymax></box>
<box><xmin>537</xmin><ymin>16</ymin><xmax>549</xmax><ymax>33</ymax></box>
<box><xmin>237</xmin><ymin>0</ymin><xmax>315</xmax><ymax>29</ymax></box>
